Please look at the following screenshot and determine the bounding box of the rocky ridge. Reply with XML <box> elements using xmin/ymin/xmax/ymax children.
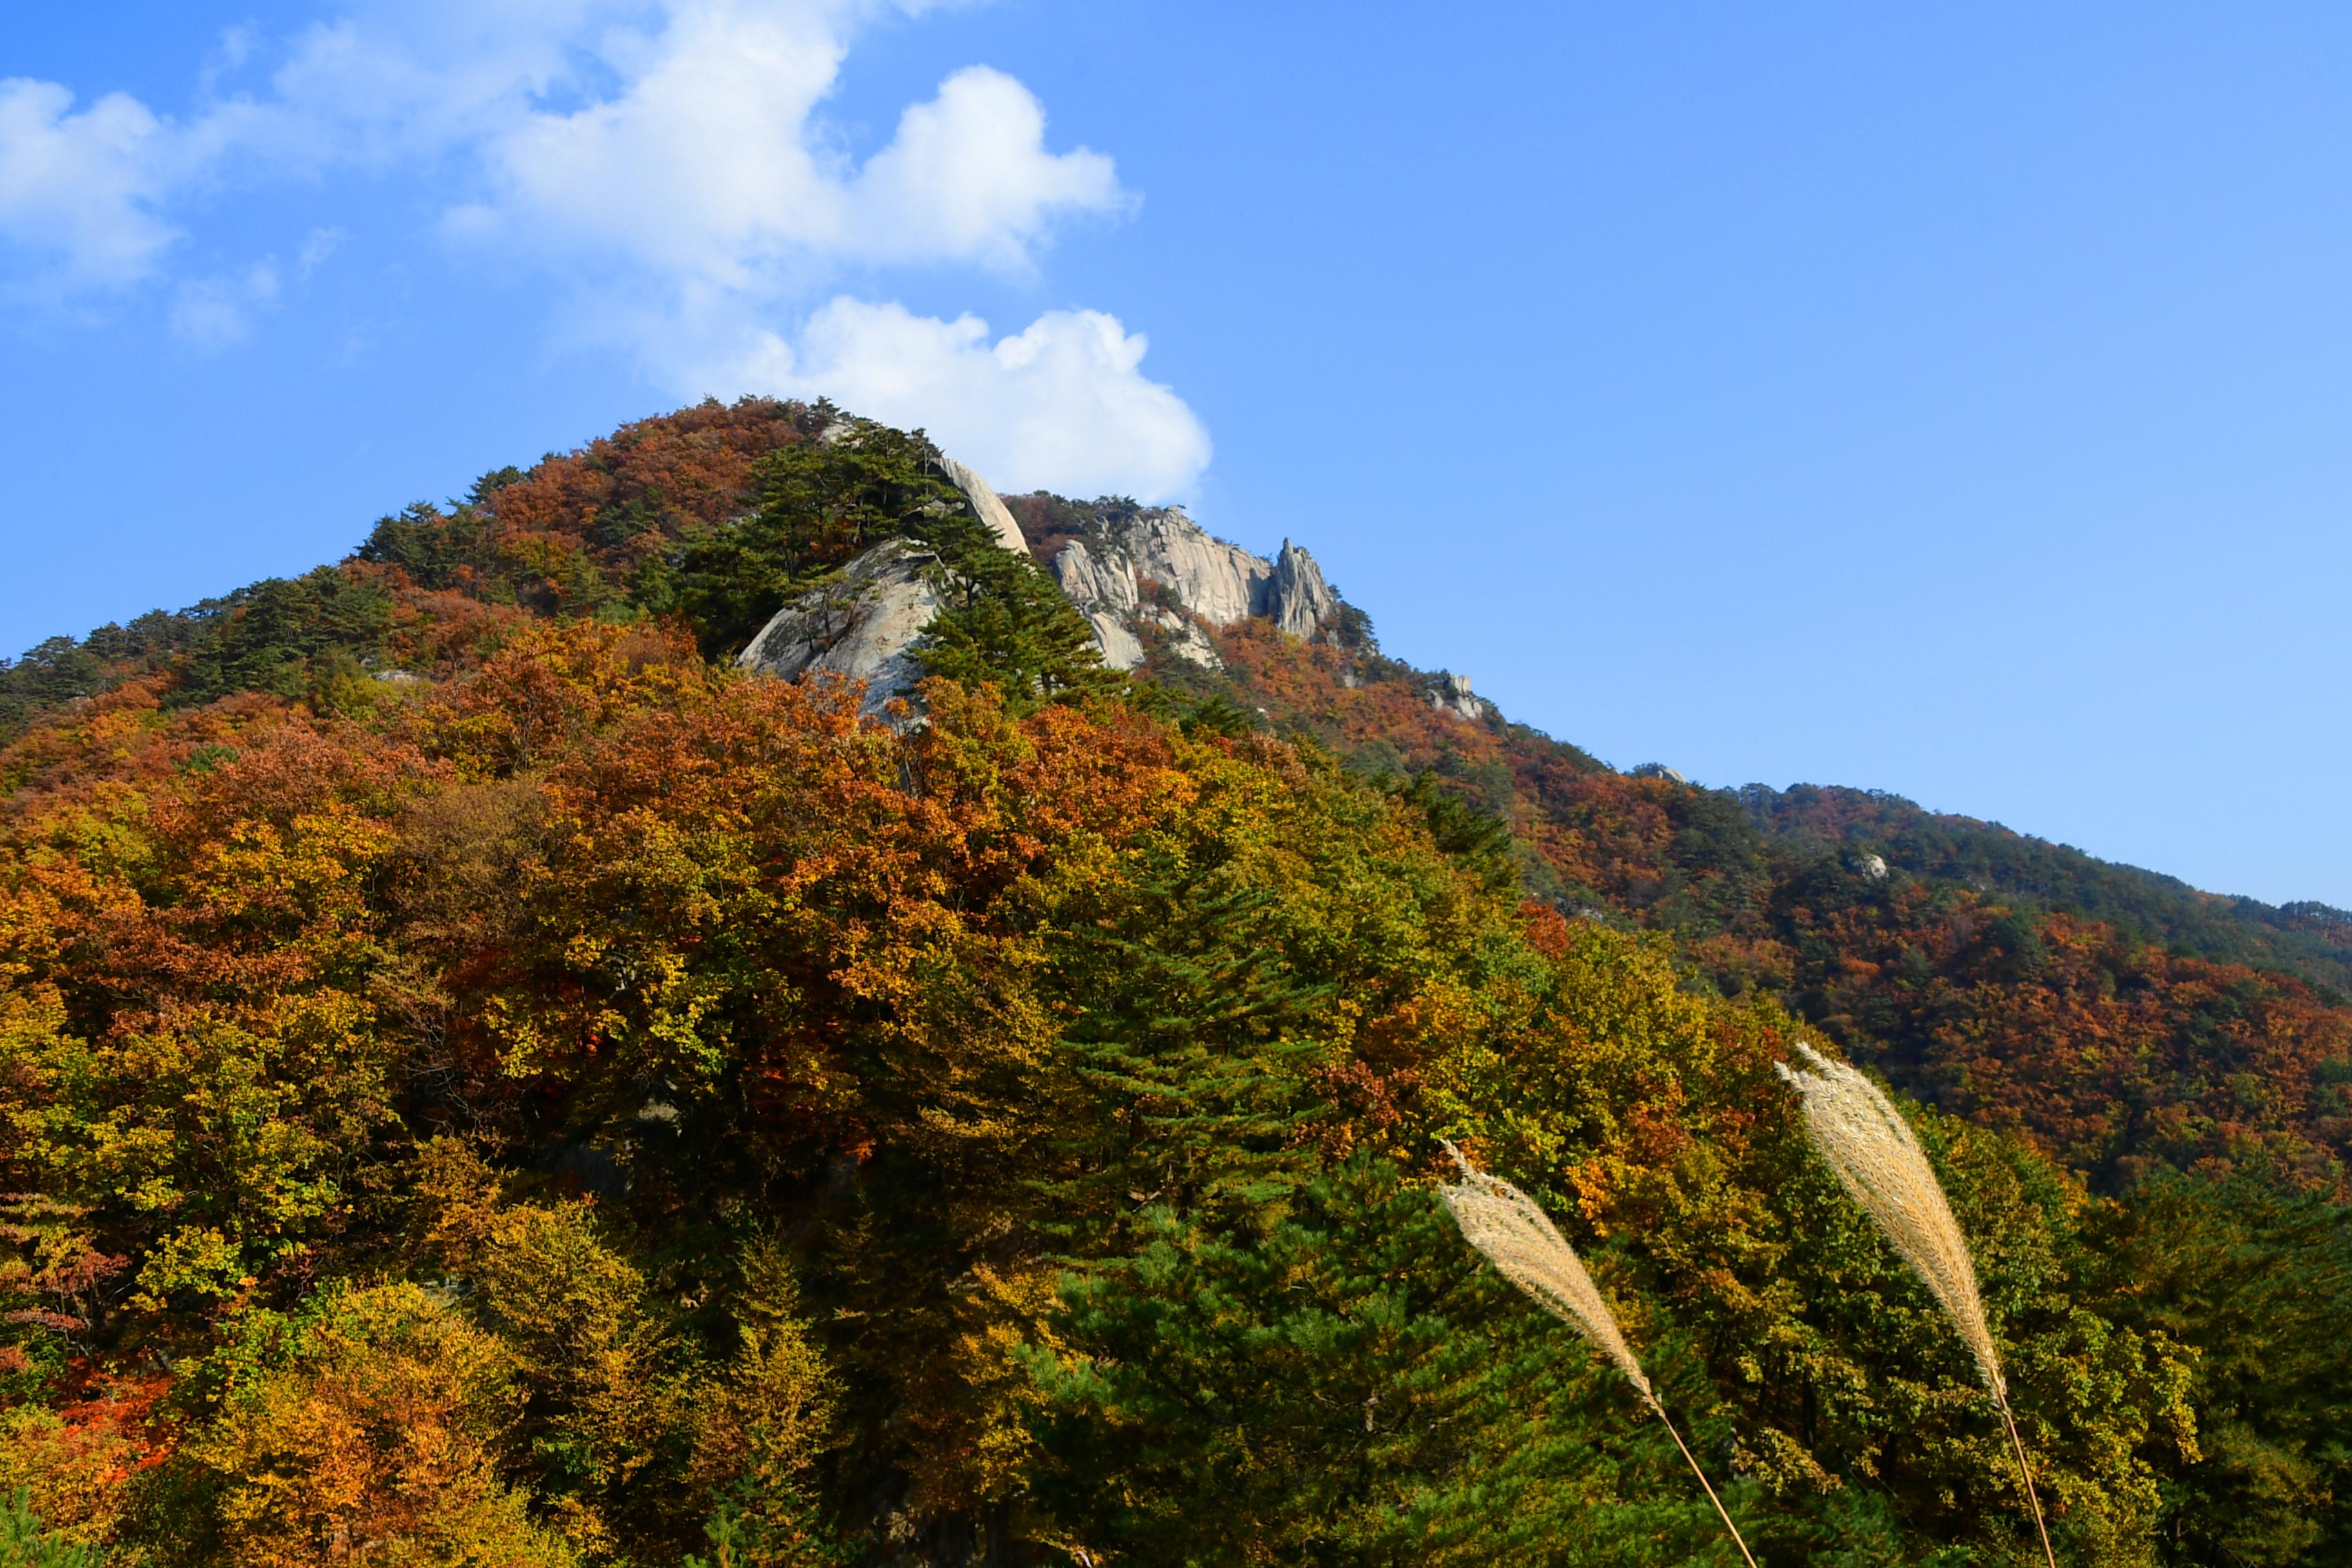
<box><xmin>736</xmin><ymin>455</ymin><xmax>1496</xmax><ymax>723</ymax></box>
<box><xmin>1046</xmin><ymin>510</ymin><xmax>1339</xmax><ymax>665</ymax></box>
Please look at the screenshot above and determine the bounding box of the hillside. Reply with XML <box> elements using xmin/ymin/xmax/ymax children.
<box><xmin>2</xmin><ymin>399</ymin><xmax>2349</xmax><ymax>1567</ymax></box>
<box><xmin>979</xmin><ymin>493</ymin><xmax>2352</xmax><ymax>1195</ymax></box>
<box><xmin>1736</xmin><ymin>783</ymin><xmax>2352</xmax><ymax>994</ymax></box>
<box><xmin>1189</xmin><ymin>627</ymin><xmax>2352</xmax><ymax>1192</ymax></box>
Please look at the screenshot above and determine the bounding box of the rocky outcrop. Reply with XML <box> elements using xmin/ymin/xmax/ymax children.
<box><xmin>1428</xmin><ymin>672</ymin><xmax>1496</xmax><ymax>723</ymax></box>
<box><xmin>938</xmin><ymin>457</ymin><xmax>1030</xmax><ymax>556</ymax></box>
<box><xmin>1119</xmin><ymin>509</ymin><xmax>1271</xmax><ymax>627</ymax></box>
<box><xmin>1050</xmin><ymin>540</ymin><xmax>1145</xmax><ymax>671</ymax></box>
<box><xmin>1048</xmin><ymin>507</ymin><xmax>1340</xmax><ymax>669</ymax></box>
<box><xmin>736</xmin><ymin>539</ymin><xmax>943</xmax><ymax>719</ymax></box>
<box><xmin>1142</xmin><ymin>606</ymin><xmax>1222</xmax><ymax>670</ymax></box>
<box><xmin>1050</xmin><ymin>538</ymin><xmax>1139</xmax><ymax>616</ymax></box>
<box><xmin>735</xmin><ymin>449</ymin><xmax>1361</xmax><ymax>716</ymax></box>
<box><xmin>1084</xmin><ymin>609</ymin><xmax>1146</xmax><ymax>671</ymax></box>
<box><xmin>1270</xmin><ymin>540</ymin><xmax>1337</xmax><ymax>639</ymax></box>
<box><xmin>734</xmin><ymin>453</ymin><xmax>1084</xmax><ymax>714</ymax></box>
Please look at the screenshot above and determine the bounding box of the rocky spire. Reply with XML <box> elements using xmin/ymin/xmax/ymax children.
<box><xmin>937</xmin><ymin>456</ymin><xmax>1030</xmax><ymax>554</ymax></box>
<box><xmin>1269</xmin><ymin>539</ymin><xmax>1338</xmax><ymax>639</ymax></box>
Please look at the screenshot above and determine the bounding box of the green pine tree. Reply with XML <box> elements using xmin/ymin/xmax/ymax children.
<box><xmin>1022</xmin><ymin>1154</ymin><xmax>1752</xmax><ymax>1568</ymax></box>
<box><xmin>912</xmin><ymin>511</ymin><xmax>1123</xmax><ymax>716</ymax></box>
<box><xmin>0</xmin><ymin>1492</ymin><xmax>99</xmax><ymax>1568</ymax></box>
<box><xmin>669</xmin><ymin>420</ymin><xmax>965</xmax><ymax>657</ymax></box>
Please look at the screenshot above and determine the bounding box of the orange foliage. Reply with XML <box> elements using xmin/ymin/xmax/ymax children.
<box><xmin>1206</xmin><ymin>617</ymin><xmax>2352</xmax><ymax>1193</ymax></box>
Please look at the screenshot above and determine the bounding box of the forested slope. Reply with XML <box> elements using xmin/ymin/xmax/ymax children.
<box><xmin>1106</xmin><ymin>602</ymin><xmax>2352</xmax><ymax>1197</ymax></box>
<box><xmin>1</xmin><ymin>400</ymin><xmax>2348</xmax><ymax>1567</ymax></box>
<box><xmin>1738</xmin><ymin>783</ymin><xmax>2352</xmax><ymax>994</ymax></box>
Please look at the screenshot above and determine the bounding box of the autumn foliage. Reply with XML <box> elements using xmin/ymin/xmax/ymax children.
<box><xmin>0</xmin><ymin>403</ymin><xmax>2346</xmax><ymax>1565</ymax></box>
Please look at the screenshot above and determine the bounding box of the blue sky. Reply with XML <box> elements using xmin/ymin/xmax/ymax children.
<box><xmin>5</xmin><ymin>3</ymin><xmax>2349</xmax><ymax>907</ymax></box>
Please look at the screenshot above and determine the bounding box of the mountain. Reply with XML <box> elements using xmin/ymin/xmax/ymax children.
<box><xmin>990</xmin><ymin>487</ymin><xmax>2352</xmax><ymax>1194</ymax></box>
<box><xmin>2</xmin><ymin>398</ymin><xmax>2349</xmax><ymax>1567</ymax></box>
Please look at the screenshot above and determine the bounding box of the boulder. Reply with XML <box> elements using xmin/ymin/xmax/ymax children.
<box><xmin>736</xmin><ymin>539</ymin><xmax>943</xmax><ymax>718</ymax></box>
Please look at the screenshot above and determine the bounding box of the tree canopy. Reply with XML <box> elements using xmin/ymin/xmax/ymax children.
<box><xmin>0</xmin><ymin>401</ymin><xmax>2346</xmax><ymax>1565</ymax></box>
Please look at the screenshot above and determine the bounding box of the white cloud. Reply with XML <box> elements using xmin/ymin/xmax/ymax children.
<box><xmin>14</xmin><ymin>0</ymin><xmax>1128</xmax><ymax>295</ymax></box>
<box><xmin>850</xmin><ymin>66</ymin><xmax>1127</xmax><ymax>268</ymax></box>
<box><xmin>729</xmin><ymin>298</ymin><xmax>1211</xmax><ymax>499</ymax></box>
<box><xmin>257</xmin><ymin>3</ymin><xmax>623</xmax><ymax>168</ymax></box>
<box><xmin>0</xmin><ymin>1</ymin><xmax>1210</xmax><ymax>498</ymax></box>
<box><xmin>453</xmin><ymin>12</ymin><xmax>1124</xmax><ymax>283</ymax></box>
<box><xmin>455</xmin><ymin>3</ymin><xmax>854</xmax><ymax>281</ymax></box>
<box><xmin>0</xmin><ymin>79</ymin><xmax>178</xmax><ymax>294</ymax></box>
<box><xmin>170</xmin><ymin>260</ymin><xmax>281</xmax><ymax>348</ymax></box>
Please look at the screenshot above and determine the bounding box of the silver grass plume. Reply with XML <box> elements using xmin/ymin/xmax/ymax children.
<box><xmin>1438</xmin><ymin>1144</ymin><xmax>1652</xmax><ymax>1396</ymax></box>
<box><xmin>1438</xmin><ymin>1142</ymin><xmax>1757</xmax><ymax>1567</ymax></box>
<box><xmin>1774</xmin><ymin>1041</ymin><xmax>2056</xmax><ymax>1568</ymax></box>
<box><xmin>1772</xmin><ymin>1042</ymin><xmax>2002</xmax><ymax>1395</ymax></box>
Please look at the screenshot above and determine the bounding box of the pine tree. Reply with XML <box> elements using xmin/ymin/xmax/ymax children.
<box><xmin>1034</xmin><ymin>856</ymin><xmax>1334</xmax><ymax>1253</ymax></box>
<box><xmin>671</xmin><ymin>420</ymin><xmax>963</xmax><ymax>657</ymax></box>
<box><xmin>912</xmin><ymin>511</ymin><xmax>1124</xmax><ymax>716</ymax></box>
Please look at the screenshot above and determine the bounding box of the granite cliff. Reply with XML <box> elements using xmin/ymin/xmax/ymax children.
<box><xmin>736</xmin><ymin>453</ymin><xmax>1482</xmax><ymax>723</ymax></box>
<box><xmin>1046</xmin><ymin>513</ymin><xmax>1341</xmax><ymax>673</ymax></box>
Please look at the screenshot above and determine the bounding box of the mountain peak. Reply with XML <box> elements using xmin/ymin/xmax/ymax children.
<box><xmin>735</xmin><ymin>454</ymin><xmax>1353</xmax><ymax>707</ymax></box>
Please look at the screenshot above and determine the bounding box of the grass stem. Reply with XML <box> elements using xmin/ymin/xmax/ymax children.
<box><xmin>1646</xmin><ymin>1394</ymin><xmax>1760</xmax><ymax>1568</ymax></box>
<box><xmin>1998</xmin><ymin>1394</ymin><xmax>2059</xmax><ymax>1568</ymax></box>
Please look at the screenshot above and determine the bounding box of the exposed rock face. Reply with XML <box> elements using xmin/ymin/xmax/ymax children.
<box><xmin>1429</xmin><ymin>672</ymin><xmax>1496</xmax><ymax>723</ymax></box>
<box><xmin>736</xmin><ymin>539</ymin><xmax>943</xmax><ymax>718</ymax></box>
<box><xmin>1142</xmin><ymin>606</ymin><xmax>1222</xmax><ymax>670</ymax></box>
<box><xmin>1271</xmin><ymin>540</ymin><xmax>1338</xmax><ymax>639</ymax></box>
<box><xmin>1121</xmin><ymin>509</ymin><xmax>1273</xmax><ymax>627</ymax></box>
<box><xmin>1050</xmin><ymin>540</ymin><xmax>1146</xmax><ymax>671</ymax></box>
<box><xmin>734</xmin><ymin>454</ymin><xmax>1090</xmax><ymax>714</ymax></box>
<box><xmin>1048</xmin><ymin>506</ymin><xmax>1340</xmax><ymax>669</ymax></box>
<box><xmin>1051</xmin><ymin>538</ymin><xmax>1139</xmax><ymax>615</ymax></box>
<box><xmin>937</xmin><ymin>457</ymin><xmax>1030</xmax><ymax>556</ymax></box>
<box><xmin>1087</xmin><ymin>613</ymin><xmax>1147</xmax><ymax>671</ymax></box>
<box><xmin>735</xmin><ymin>449</ymin><xmax>1375</xmax><ymax>720</ymax></box>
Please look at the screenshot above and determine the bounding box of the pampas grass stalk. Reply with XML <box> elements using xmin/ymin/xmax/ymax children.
<box><xmin>1774</xmin><ymin>1043</ymin><xmax>2057</xmax><ymax>1568</ymax></box>
<box><xmin>1439</xmin><ymin>1142</ymin><xmax>1759</xmax><ymax>1567</ymax></box>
